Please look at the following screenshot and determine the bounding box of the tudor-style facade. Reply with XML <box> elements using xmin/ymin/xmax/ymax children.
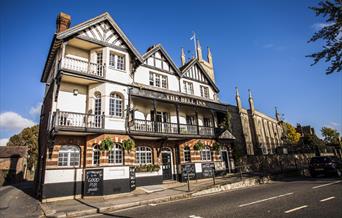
<box><xmin>36</xmin><ymin>12</ymin><xmax>236</xmax><ymax>201</ymax></box>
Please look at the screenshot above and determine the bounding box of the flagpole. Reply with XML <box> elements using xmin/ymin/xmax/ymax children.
<box><xmin>191</xmin><ymin>32</ymin><xmax>197</xmax><ymax>58</ymax></box>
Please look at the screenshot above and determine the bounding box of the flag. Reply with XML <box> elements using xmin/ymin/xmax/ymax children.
<box><xmin>190</xmin><ymin>32</ymin><xmax>195</xmax><ymax>40</ymax></box>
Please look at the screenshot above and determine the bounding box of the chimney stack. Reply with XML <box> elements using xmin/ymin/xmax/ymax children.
<box><xmin>56</xmin><ymin>12</ymin><xmax>71</xmax><ymax>33</ymax></box>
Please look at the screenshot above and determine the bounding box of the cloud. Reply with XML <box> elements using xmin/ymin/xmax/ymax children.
<box><xmin>262</xmin><ymin>43</ymin><xmax>286</xmax><ymax>51</ymax></box>
<box><xmin>29</xmin><ymin>102</ymin><xmax>42</xmax><ymax>117</ymax></box>
<box><xmin>311</xmin><ymin>22</ymin><xmax>333</xmax><ymax>31</ymax></box>
<box><xmin>324</xmin><ymin>122</ymin><xmax>341</xmax><ymax>129</ymax></box>
<box><xmin>0</xmin><ymin>112</ymin><xmax>35</xmax><ymax>132</ymax></box>
<box><xmin>0</xmin><ymin>138</ymin><xmax>9</xmax><ymax>146</ymax></box>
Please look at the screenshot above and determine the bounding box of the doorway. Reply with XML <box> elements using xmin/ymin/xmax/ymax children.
<box><xmin>161</xmin><ymin>148</ymin><xmax>173</xmax><ymax>180</ymax></box>
<box><xmin>220</xmin><ymin>148</ymin><xmax>231</xmax><ymax>173</ymax></box>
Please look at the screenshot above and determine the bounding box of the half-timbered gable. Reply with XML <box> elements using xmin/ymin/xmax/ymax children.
<box><xmin>142</xmin><ymin>44</ymin><xmax>180</xmax><ymax>75</ymax></box>
<box><xmin>180</xmin><ymin>59</ymin><xmax>219</xmax><ymax>101</ymax></box>
<box><xmin>134</xmin><ymin>44</ymin><xmax>181</xmax><ymax>92</ymax></box>
<box><xmin>183</xmin><ymin>62</ymin><xmax>209</xmax><ymax>84</ymax></box>
<box><xmin>78</xmin><ymin>21</ymin><xmax>128</xmax><ymax>50</ymax></box>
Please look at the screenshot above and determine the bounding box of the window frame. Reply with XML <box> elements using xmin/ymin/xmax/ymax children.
<box><xmin>109</xmin><ymin>52</ymin><xmax>126</xmax><ymax>71</ymax></box>
<box><xmin>200</xmin><ymin>146</ymin><xmax>212</xmax><ymax>161</ymax></box>
<box><xmin>135</xmin><ymin>146</ymin><xmax>153</xmax><ymax>165</ymax></box>
<box><xmin>108</xmin><ymin>144</ymin><xmax>123</xmax><ymax>165</ymax></box>
<box><xmin>183</xmin><ymin>81</ymin><xmax>194</xmax><ymax>95</ymax></box>
<box><xmin>58</xmin><ymin>145</ymin><xmax>80</xmax><ymax>167</ymax></box>
<box><xmin>92</xmin><ymin>144</ymin><xmax>100</xmax><ymax>166</ymax></box>
<box><xmin>200</xmin><ymin>85</ymin><xmax>209</xmax><ymax>99</ymax></box>
<box><xmin>109</xmin><ymin>92</ymin><xmax>123</xmax><ymax>117</ymax></box>
<box><xmin>183</xmin><ymin>146</ymin><xmax>191</xmax><ymax>162</ymax></box>
<box><xmin>149</xmin><ymin>72</ymin><xmax>168</xmax><ymax>89</ymax></box>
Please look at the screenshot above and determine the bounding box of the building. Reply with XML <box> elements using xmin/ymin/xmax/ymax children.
<box><xmin>229</xmin><ymin>89</ymin><xmax>284</xmax><ymax>156</ymax></box>
<box><xmin>36</xmin><ymin>12</ymin><xmax>283</xmax><ymax>201</ymax></box>
<box><xmin>0</xmin><ymin>146</ymin><xmax>28</xmax><ymax>185</ymax></box>
<box><xmin>36</xmin><ymin>12</ymin><xmax>238</xmax><ymax>201</ymax></box>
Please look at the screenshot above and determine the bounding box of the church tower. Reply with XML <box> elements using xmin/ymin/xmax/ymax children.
<box><xmin>248</xmin><ymin>89</ymin><xmax>255</xmax><ymax>114</ymax></box>
<box><xmin>196</xmin><ymin>39</ymin><xmax>215</xmax><ymax>82</ymax></box>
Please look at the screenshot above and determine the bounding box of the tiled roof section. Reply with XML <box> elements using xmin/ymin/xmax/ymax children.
<box><xmin>0</xmin><ymin>146</ymin><xmax>28</xmax><ymax>158</ymax></box>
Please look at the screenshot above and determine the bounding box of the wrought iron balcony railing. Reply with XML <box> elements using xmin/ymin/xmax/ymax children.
<box><xmin>130</xmin><ymin>119</ymin><xmax>215</xmax><ymax>136</ymax></box>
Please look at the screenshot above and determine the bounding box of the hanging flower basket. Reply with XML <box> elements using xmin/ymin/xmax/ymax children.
<box><xmin>100</xmin><ymin>137</ymin><xmax>114</xmax><ymax>151</ymax></box>
<box><xmin>213</xmin><ymin>142</ymin><xmax>222</xmax><ymax>151</ymax></box>
<box><xmin>193</xmin><ymin>140</ymin><xmax>205</xmax><ymax>151</ymax></box>
<box><xmin>122</xmin><ymin>139</ymin><xmax>135</xmax><ymax>152</ymax></box>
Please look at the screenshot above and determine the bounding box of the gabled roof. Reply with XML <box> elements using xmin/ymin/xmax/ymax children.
<box><xmin>142</xmin><ymin>44</ymin><xmax>181</xmax><ymax>76</ymax></box>
<box><xmin>180</xmin><ymin>58</ymin><xmax>219</xmax><ymax>92</ymax></box>
<box><xmin>41</xmin><ymin>12</ymin><xmax>143</xmax><ymax>82</ymax></box>
<box><xmin>218</xmin><ymin>129</ymin><xmax>236</xmax><ymax>140</ymax></box>
<box><xmin>56</xmin><ymin>12</ymin><xmax>142</xmax><ymax>61</ymax></box>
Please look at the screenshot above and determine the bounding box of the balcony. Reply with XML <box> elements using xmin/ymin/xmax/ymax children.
<box><xmin>60</xmin><ymin>56</ymin><xmax>106</xmax><ymax>78</ymax></box>
<box><xmin>130</xmin><ymin>119</ymin><xmax>215</xmax><ymax>136</ymax></box>
<box><xmin>53</xmin><ymin>111</ymin><xmax>104</xmax><ymax>129</ymax></box>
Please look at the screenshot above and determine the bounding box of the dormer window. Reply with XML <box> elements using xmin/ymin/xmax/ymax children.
<box><xmin>200</xmin><ymin>86</ymin><xmax>209</xmax><ymax>99</ymax></box>
<box><xmin>109</xmin><ymin>52</ymin><xmax>125</xmax><ymax>71</ymax></box>
<box><xmin>149</xmin><ymin>72</ymin><xmax>168</xmax><ymax>89</ymax></box>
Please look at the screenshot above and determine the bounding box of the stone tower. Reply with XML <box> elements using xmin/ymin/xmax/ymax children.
<box><xmin>196</xmin><ymin>39</ymin><xmax>215</xmax><ymax>82</ymax></box>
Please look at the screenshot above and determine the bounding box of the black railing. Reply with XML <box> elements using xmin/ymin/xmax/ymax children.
<box><xmin>130</xmin><ymin>119</ymin><xmax>214</xmax><ymax>136</ymax></box>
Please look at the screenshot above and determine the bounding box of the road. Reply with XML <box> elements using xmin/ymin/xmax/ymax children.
<box><xmin>0</xmin><ymin>182</ymin><xmax>42</xmax><ymax>218</ymax></box>
<box><xmin>87</xmin><ymin>177</ymin><xmax>342</xmax><ymax>218</ymax></box>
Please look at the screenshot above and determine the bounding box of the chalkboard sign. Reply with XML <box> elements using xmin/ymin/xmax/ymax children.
<box><xmin>84</xmin><ymin>169</ymin><xmax>103</xmax><ymax>196</ymax></box>
<box><xmin>129</xmin><ymin>167</ymin><xmax>136</xmax><ymax>191</ymax></box>
<box><xmin>202</xmin><ymin>163</ymin><xmax>215</xmax><ymax>178</ymax></box>
<box><xmin>181</xmin><ymin>163</ymin><xmax>196</xmax><ymax>181</ymax></box>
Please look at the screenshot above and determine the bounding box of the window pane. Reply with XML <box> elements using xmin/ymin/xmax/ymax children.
<box><xmin>155</xmin><ymin>75</ymin><xmax>160</xmax><ymax>87</ymax></box>
<box><xmin>117</xmin><ymin>55</ymin><xmax>125</xmax><ymax>70</ymax></box>
<box><xmin>149</xmin><ymin>73</ymin><xmax>154</xmax><ymax>86</ymax></box>
<box><xmin>109</xmin><ymin>53</ymin><xmax>115</xmax><ymax>67</ymax></box>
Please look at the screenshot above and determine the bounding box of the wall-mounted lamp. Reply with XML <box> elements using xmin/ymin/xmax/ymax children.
<box><xmin>73</xmin><ymin>89</ymin><xmax>79</xmax><ymax>96</ymax></box>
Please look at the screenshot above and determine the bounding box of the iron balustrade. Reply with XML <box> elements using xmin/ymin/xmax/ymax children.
<box><xmin>199</xmin><ymin>126</ymin><xmax>215</xmax><ymax>136</ymax></box>
<box><xmin>130</xmin><ymin>119</ymin><xmax>214</xmax><ymax>136</ymax></box>
<box><xmin>179</xmin><ymin>123</ymin><xmax>198</xmax><ymax>135</ymax></box>
<box><xmin>54</xmin><ymin>111</ymin><xmax>104</xmax><ymax>129</ymax></box>
<box><xmin>61</xmin><ymin>56</ymin><xmax>106</xmax><ymax>78</ymax></box>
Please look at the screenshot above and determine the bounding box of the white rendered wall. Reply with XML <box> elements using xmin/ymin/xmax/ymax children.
<box><xmin>57</xmin><ymin>82</ymin><xmax>87</xmax><ymax>113</ymax></box>
<box><xmin>134</xmin><ymin>66</ymin><xmax>180</xmax><ymax>92</ymax></box>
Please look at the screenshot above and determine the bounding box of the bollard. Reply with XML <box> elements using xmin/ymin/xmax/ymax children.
<box><xmin>187</xmin><ymin>171</ymin><xmax>190</xmax><ymax>192</ymax></box>
<box><xmin>240</xmin><ymin>167</ymin><xmax>243</xmax><ymax>180</ymax></box>
<box><xmin>212</xmin><ymin>168</ymin><xmax>216</xmax><ymax>185</ymax></box>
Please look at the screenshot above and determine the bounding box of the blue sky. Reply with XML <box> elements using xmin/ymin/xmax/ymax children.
<box><xmin>0</xmin><ymin>0</ymin><xmax>341</xmax><ymax>145</ymax></box>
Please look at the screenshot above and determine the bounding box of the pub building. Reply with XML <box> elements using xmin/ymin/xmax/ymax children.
<box><xmin>36</xmin><ymin>12</ymin><xmax>236</xmax><ymax>201</ymax></box>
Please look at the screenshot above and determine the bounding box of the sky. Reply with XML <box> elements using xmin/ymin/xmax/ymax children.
<box><xmin>0</xmin><ymin>0</ymin><xmax>341</xmax><ymax>145</ymax></box>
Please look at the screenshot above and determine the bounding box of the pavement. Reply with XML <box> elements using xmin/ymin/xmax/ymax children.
<box><xmin>0</xmin><ymin>182</ymin><xmax>42</xmax><ymax>218</ymax></box>
<box><xmin>85</xmin><ymin>177</ymin><xmax>342</xmax><ymax>218</ymax></box>
<box><xmin>41</xmin><ymin>174</ymin><xmax>267</xmax><ymax>218</ymax></box>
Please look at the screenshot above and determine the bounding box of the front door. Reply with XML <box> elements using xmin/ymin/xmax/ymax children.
<box><xmin>162</xmin><ymin>152</ymin><xmax>172</xmax><ymax>180</ymax></box>
<box><xmin>221</xmin><ymin>150</ymin><xmax>231</xmax><ymax>173</ymax></box>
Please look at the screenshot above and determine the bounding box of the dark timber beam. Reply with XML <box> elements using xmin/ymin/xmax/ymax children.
<box><xmin>176</xmin><ymin>104</ymin><xmax>180</xmax><ymax>134</ymax></box>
